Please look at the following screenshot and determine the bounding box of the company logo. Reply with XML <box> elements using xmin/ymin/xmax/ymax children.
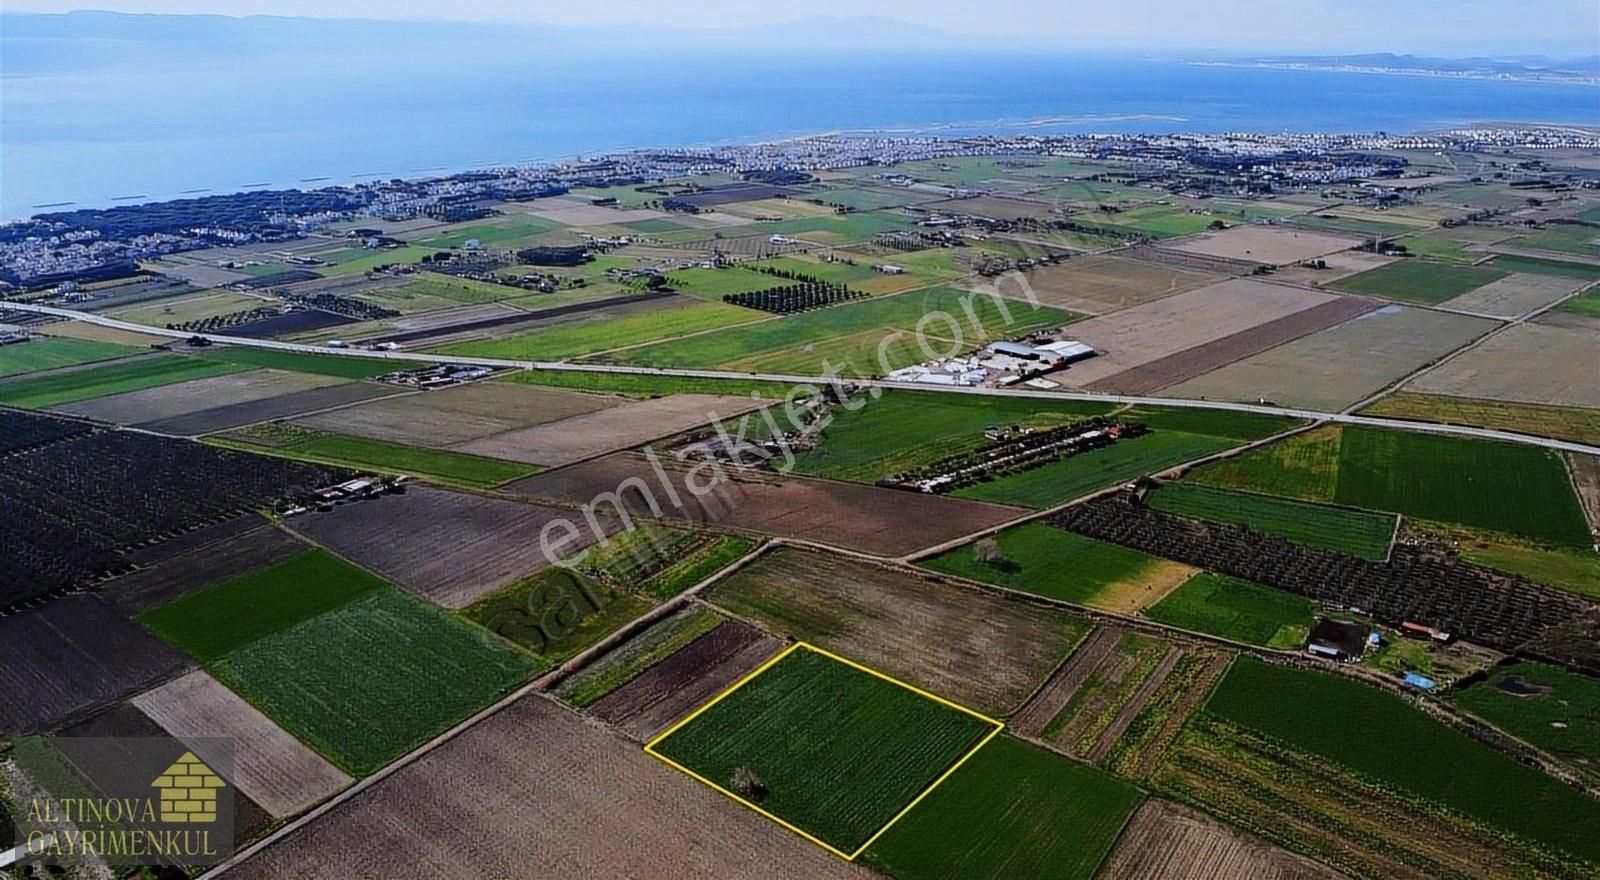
<box><xmin>152</xmin><ymin>752</ymin><xmax>225</xmax><ymax>823</ymax></box>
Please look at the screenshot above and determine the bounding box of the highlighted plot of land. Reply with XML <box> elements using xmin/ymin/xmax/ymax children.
<box><xmin>645</xmin><ymin>642</ymin><xmax>1002</xmax><ymax>860</ymax></box>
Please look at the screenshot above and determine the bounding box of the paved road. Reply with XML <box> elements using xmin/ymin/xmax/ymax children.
<box><xmin>9</xmin><ymin>301</ymin><xmax>1600</xmax><ymax>456</ymax></box>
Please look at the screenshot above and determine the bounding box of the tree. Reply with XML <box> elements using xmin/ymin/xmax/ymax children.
<box><xmin>730</xmin><ymin>766</ymin><xmax>767</xmax><ymax>801</ymax></box>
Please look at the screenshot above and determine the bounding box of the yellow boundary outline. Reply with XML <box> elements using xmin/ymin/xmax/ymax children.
<box><xmin>643</xmin><ymin>641</ymin><xmax>1004</xmax><ymax>861</ymax></box>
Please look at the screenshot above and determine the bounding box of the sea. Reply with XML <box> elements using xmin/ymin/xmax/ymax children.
<box><xmin>4</xmin><ymin>43</ymin><xmax>1598</xmax><ymax>219</ymax></box>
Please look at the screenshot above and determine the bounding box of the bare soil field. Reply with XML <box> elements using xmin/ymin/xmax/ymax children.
<box><xmin>289</xmin><ymin>486</ymin><xmax>597</xmax><ymax>609</ymax></box>
<box><xmin>1082</xmin><ymin>295</ymin><xmax>1376</xmax><ymax>395</ymax></box>
<box><xmin>134</xmin><ymin>670</ymin><xmax>352</xmax><ymax>818</ymax></box>
<box><xmin>1567</xmin><ymin>452</ymin><xmax>1600</xmax><ymax>535</ymax></box>
<box><xmin>1100</xmin><ymin>800</ymin><xmax>1346</xmax><ymax>880</ymax></box>
<box><xmin>143</xmin><ymin>380</ymin><xmax>404</xmax><ymax>436</ymax></box>
<box><xmin>52</xmin><ymin>369</ymin><xmax>343</xmax><ymax>426</ymax></box>
<box><xmin>1270</xmin><ymin>250</ymin><xmax>1395</xmax><ymax>286</ymax></box>
<box><xmin>1089</xmin><ymin>560</ymin><xmax>1198</xmax><ymax>615</ymax></box>
<box><xmin>520</xmin><ymin>198</ymin><xmax>672</xmax><ymax>227</ymax></box>
<box><xmin>996</xmin><ymin>255</ymin><xmax>1220</xmax><ymax>315</ymax></box>
<box><xmin>1162</xmin><ymin>304</ymin><xmax>1497</xmax><ymax>411</ymax></box>
<box><xmin>1439</xmin><ymin>272</ymin><xmax>1587</xmax><ymax>318</ymax></box>
<box><xmin>452</xmin><ymin>393</ymin><xmax>765</xmax><ymax>467</ymax></box>
<box><xmin>930</xmin><ymin>195</ymin><xmax>1058</xmax><ymax>221</ymax></box>
<box><xmin>223</xmin><ymin>694</ymin><xmax>870</xmax><ymax>880</ymax></box>
<box><xmin>1536</xmin><ymin>308</ymin><xmax>1600</xmax><ymax>332</ymax></box>
<box><xmin>102</xmin><ymin>519</ymin><xmax>307</xmax><ymax>614</ymax></box>
<box><xmin>590</xmin><ymin>620</ymin><xmax>785</xmax><ymax>740</ymax></box>
<box><xmin>293</xmin><ymin>381</ymin><xmax>619</xmax><ymax>448</ymax></box>
<box><xmin>707</xmin><ymin>549</ymin><xmax>1086</xmax><ymax>716</ymax></box>
<box><xmin>1406</xmin><ymin>323</ymin><xmax>1600</xmax><ymax>408</ymax></box>
<box><xmin>0</xmin><ymin>595</ymin><xmax>190</xmax><ymax>734</ymax></box>
<box><xmin>1011</xmin><ymin>626</ymin><xmax>1121</xmax><ymax>738</ymax></box>
<box><xmin>55</xmin><ymin>702</ymin><xmax>274</xmax><ymax>847</ymax></box>
<box><xmin>1052</xmin><ymin>279</ymin><xmax>1340</xmax><ymax>389</ymax></box>
<box><xmin>1166</xmin><ymin>225</ymin><xmax>1361</xmax><ymax>266</ymax></box>
<box><xmin>38</xmin><ymin>320</ymin><xmax>172</xmax><ymax>347</ymax></box>
<box><xmin>506</xmin><ymin>453</ymin><xmax>1025</xmax><ymax>557</ymax></box>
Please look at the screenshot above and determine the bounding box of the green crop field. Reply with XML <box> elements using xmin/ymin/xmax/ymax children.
<box><xmin>211</xmin><ymin>588</ymin><xmax>538</xmax><ymax>776</ymax></box>
<box><xmin>1147</xmin><ymin>483</ymin><xmax>1396</xmax><ymax>560</ymax></box>
<box><xmin>861</xmin><ymin>736</ymin><xmax>1142</xmax><ymax>880</ymax></box>
<box><xmin>554</xmin><ymin>607</ymin><xmax>726</xmax><ymax>708</ymax></box>
<box><xmin>1120</xmin><ymin>406</ymin><xmax>1301</xmax><ymax>442</ymax></box>
<box><xmin>1397</xmin><ymin>233</ymin><xmax>1479</xmax><ymax>263</ymax></box>
<box><xmin>1505</xmin><ymin>225</ymin><xmax>1600</xmax><ymax>259</ymax></box>
<box><xmin>0</xmin><ymin>353</ymin><xmax>246</xmax><ymax>408</ymax></box>
<box><xmin>649</xmin><ymin>645</ymin><xmax>998</xmax><ymax>854</ymax></box>
<box><xmin>1454</xmin><ymin>529</ymin><xmax>1600</xmax><ymax>599</ymax></box>
<box><xmin>1488</xmin><ymin>253</ymin><xmax>1600</xmax><ymax>280</ymax></box>
<box><xmin>138</xmin><ymin>550</ymin><xmax>385</xmax><ymax>662</ymax></box>
<box><xmin>952</xmin><ymin>430</ymin><xmax>1236</xmax><ymax>509</ymax></box>
<box><xmin>1190</xmin><ymin>425</ymin><xmax>1341</xmax><ymax>501</ymax></box>
<box><xmin>502</xmin><ymin>368</ymin><xmax>793</xmax><ymax>399</ymax></box>
<box><xmin>1333</xmin><ymin>426</ymin><xmax>1591</xmax><ymax>548</ymax></box>
<box><xmin>414</xmin><ymin>216</ymin><xmax>562</xmax><ymax>249</ymax></box>
<box><xmin>1191</xmin><ymin>425</ymin><xmax>1591</xmax><ymax>548</ymax></box>
<box><xmin>434</xmin><ymin>301</ymin><xmax>763</xmax><ymax>361</ymax></box>
<box><xmin>460</xmin><ymin>567</ymin><xmax>653</xmax><ymax>665</ymax></box>
<box><xmin>921</xmin><ymin>523</ymin><xmax>1164</xmax><ymax>606</ymax></box>
<box><xmin>1095</xmin><ymin>205</ymin><xmax>1219</xmax><ymax>238</ymax></box>
<box><xmin>1360</xmin><ymin>391</ymin><xmax>1600</xmax><ymax>448</ymax></box>
<box><xmin>611</xmin><ymin>287</ymin><xmax>1075</xmax><ymax>376</ymax></box>
<box><xmin>793</xmin><ymin>390</ymin><xmax>1114</xmax><ymax>482</ymax></box>
<box><xmin>1558</xmin><ymin>289</ymin><xmax>1600</xmax><ymax>316</ymax></box>
<box><xmin>0</xmin><ymin>337</ymin><xmax>140</xmax><ymax>377</ymax></box>
<box><xmin>808</xmin><ymin>187</ymin><xmax>925</xmax><ymax>211</ymax></box>
<box><xmin>1142</xmin><ymin>573</ymin><xmax>1315</xmax><ymax>647</ymax></box>
<box><xmin>666</xmin><ymin>266</ymin><xmax>785</xmax><ymax>300</ymax></box>
<box><xmin>1332</xmin><ymin>259</ymin><xmax>1508</xmax><ymax>305</ymax></box>
<box><xmin>1453</xmin><ymin>661</ymin><xmax>1600</xmax><ymax>782</ymax></box>
<box><xmin>1205</xmin><ymin>658</ymin><xmax>1600</xmax><ymax>864</ymax></box>
<box><xmin>315</xmin><ymin>245</ymin><xmax>437</xmax><ymax>277</ymax></box>
<box><xmin>218</xmin><ymin>424</ymin><xmax>537</xmax><ymax>489</ymax></box>
<box><xmin>202</xmin><ymin>346</ymin><xmax>400</xmax><ymax>379</ymax></box>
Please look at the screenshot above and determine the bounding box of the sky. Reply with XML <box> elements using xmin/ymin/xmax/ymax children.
<box><xmin>6</xmin><ymin>0</ymin><xmax>1598</xmax><ymax>55</ymax></box>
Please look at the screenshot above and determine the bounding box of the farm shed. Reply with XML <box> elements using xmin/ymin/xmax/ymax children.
<box><xmin>1306</xmin><ymin>618</ymin><xmax>1368</xmax><ymax>661</ymax></box>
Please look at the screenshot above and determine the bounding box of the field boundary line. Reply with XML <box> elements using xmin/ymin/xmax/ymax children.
<box><xmin>643</xmin><ymin>641</ymin><xmax>1004</xmax><ymax>861</ymax></box>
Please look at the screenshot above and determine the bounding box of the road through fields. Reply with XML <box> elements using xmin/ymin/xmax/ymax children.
<box><xmin>7</xmin><ymin>302</ymin><xmax>1598</xmax><ymax>456</ymax></box>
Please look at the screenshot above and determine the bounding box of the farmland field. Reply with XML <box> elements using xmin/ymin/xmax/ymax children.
<box><xmin>999</xmin><ymin>255</ymin><xmax>1218</xmax><ymax>315</ymax></box>
<box><xmin>221</xmin><ymin>693</ymin><xmax>866</xmax><ymax>879</ymax></box>
<box><xmin>793</xmin><ymin>389</ymin><xmax>1114</xmax><ymax>482</ymax></box>
<box><xmin>0</xmin><ymin>336</ymin><xmax>139</xmax><ymax>376</ymax></box>
<box><xmin>1018</xmin><ymin>629</ymin><xmax>1228</xmax><ymax>778</ymax></box>
<box><xmin>200</xmin><ymin>346</ymin><xmax>403</xmax><ymax>379</ymax></box>
<box><xmin>610</xmin><ymin>286</ymin><xmax>1075</xmax><ymax>376</ymax></box>
<box><xmin>1190</xmin><ymin>424</ymin><xmax>1592</xmax><ymax>547</ymax></box>
<box><xmin>1142</xmin><ymin>573</ymin><xmax>1316</xmax><ymax>648</ymax></box>
<box><xmin>1331</xmin><ymin>259</ymin><xmax>1507</xmax><ymax>305</ymax></box>
<box><xmin>553</xmin><ymin>606</ymin><xmax>726</xmax><ymax>707</ymax></box>
<box><xmin>1164</xmin><ymin>225</ymin><xmax>1358</xmax><ymax>265</ymax></box>
<box><xmin>433</xmin><ymin>300</ymin><xmax>763</xmax><ymax>361</ymax></box>
<box><xmin>460</xmin><ymin>567</ymin><xmax>653</xmax><ymax>665</ymax></box>
<box><xmin>1146</xmin><ymin>482</ymin><xmax>1396</xmax><ymax>560</ymax></box>
<box><xmin>1361</xmin><ymin>390</ymin><xmax>1600</xmax><ymax>446</ymax></box>
<box><xmin>1488</xmin><ymin>253</ymin><xmax>1600</xmax><ymax>280</ymax></box>
<box><xmin>289</xmin><ymin>379</ymin><xmax>619</xmax><ymax>448</ymax></box>
<box><xmin>1098</xmin><ymin>800</ymin><xmax>1345</xmax><ymax>880</ymax></box>
<box><xmin>218</xmin><ymin>424</ymin><xmax>539</xmax><ymax>488</ymax></box>
<box><xmin>211</xmin><ymin>587</ymin><xmax>539</xmax><ymax>775</ymax></box>
<box><xmin>1452</xmin><ymin>660</ymin><xmax>1600</xmax><ymax>782</ymax></box>
<box><xmin>861</xmin><ymin>736</ymin><xmax>1143</xmax><ymax>880</ymax></box>
<box><xmin>1440</xmin><ymin>271</ymin><xmax>1583</xmax><ymax>317</ymax></box>
<box><xmin>1406</xmin><ymin>322</ymin><xmax>1600</xmax><ymax>409</ymax></box>
<box><xmin>289</xmin><ymin>485</ymin><xmax>597</xmax><ymax>609</ymax></box>
<box><xmin>504</xmin><ymin>366</ymin><xmax>794</xmax><ymax>399</ymax></box>
<box><xmin>1202</xmin><ymin>658</ymin><xmax>1600</xmax><ymax>865</ymax></box>
<box><xmin>0</xmin><ymin>353</ymin><xmax>246</xmax><ymax>407</ymax></box>
<box><xmin>52</xmin><ymin>367</ymin><xmax>342</xmax><ymax>426</ymax></box>
<box><xmin>578</xmin><ymin>524</ymin><xmax>758</xmax><ymax>599</ymax></box>
<box><xmin>648</xmin><ymin>644</ymin><xmax>999</xmax><ymax>855</ymax></box>
<box><xmin>951</xmin><ymin>430</ymin><xmax>1237</xmax><ymax>508</ymax></box>
<box><xmin>708</xmin><ymin>549</ymin><xmax>1089</xmax><ymax>716</ymax></box>
<box><xmin>920</xmin><ymin>523</ymin><xmax>1195</xmax><ymax>613</ymax></box>
<box><xmin>133</xmin><ymin>669</ymin><xmax>352</xmax><ymax>817</ymax></box>
<box><xmin>1159</xmin><ymin>304</ymin><xmax>1495</xmax><ymax>412</ymax></box>
<box><xmin>138</xmin><ymin>549</ymin><xmax>386</xmax><ymax>662</ymax></box>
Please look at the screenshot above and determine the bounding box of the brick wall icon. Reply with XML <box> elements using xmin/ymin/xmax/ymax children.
<box><xmin>151</xmin><ymin>752</ymin><xmax>223</xmax><ymax>823</ymax></box>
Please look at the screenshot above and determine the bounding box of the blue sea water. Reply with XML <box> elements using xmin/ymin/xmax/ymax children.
<box><xmin>3</xmin><ymin>44</ymin><xmax>1598</xmax><ymax>218</ymax></box>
